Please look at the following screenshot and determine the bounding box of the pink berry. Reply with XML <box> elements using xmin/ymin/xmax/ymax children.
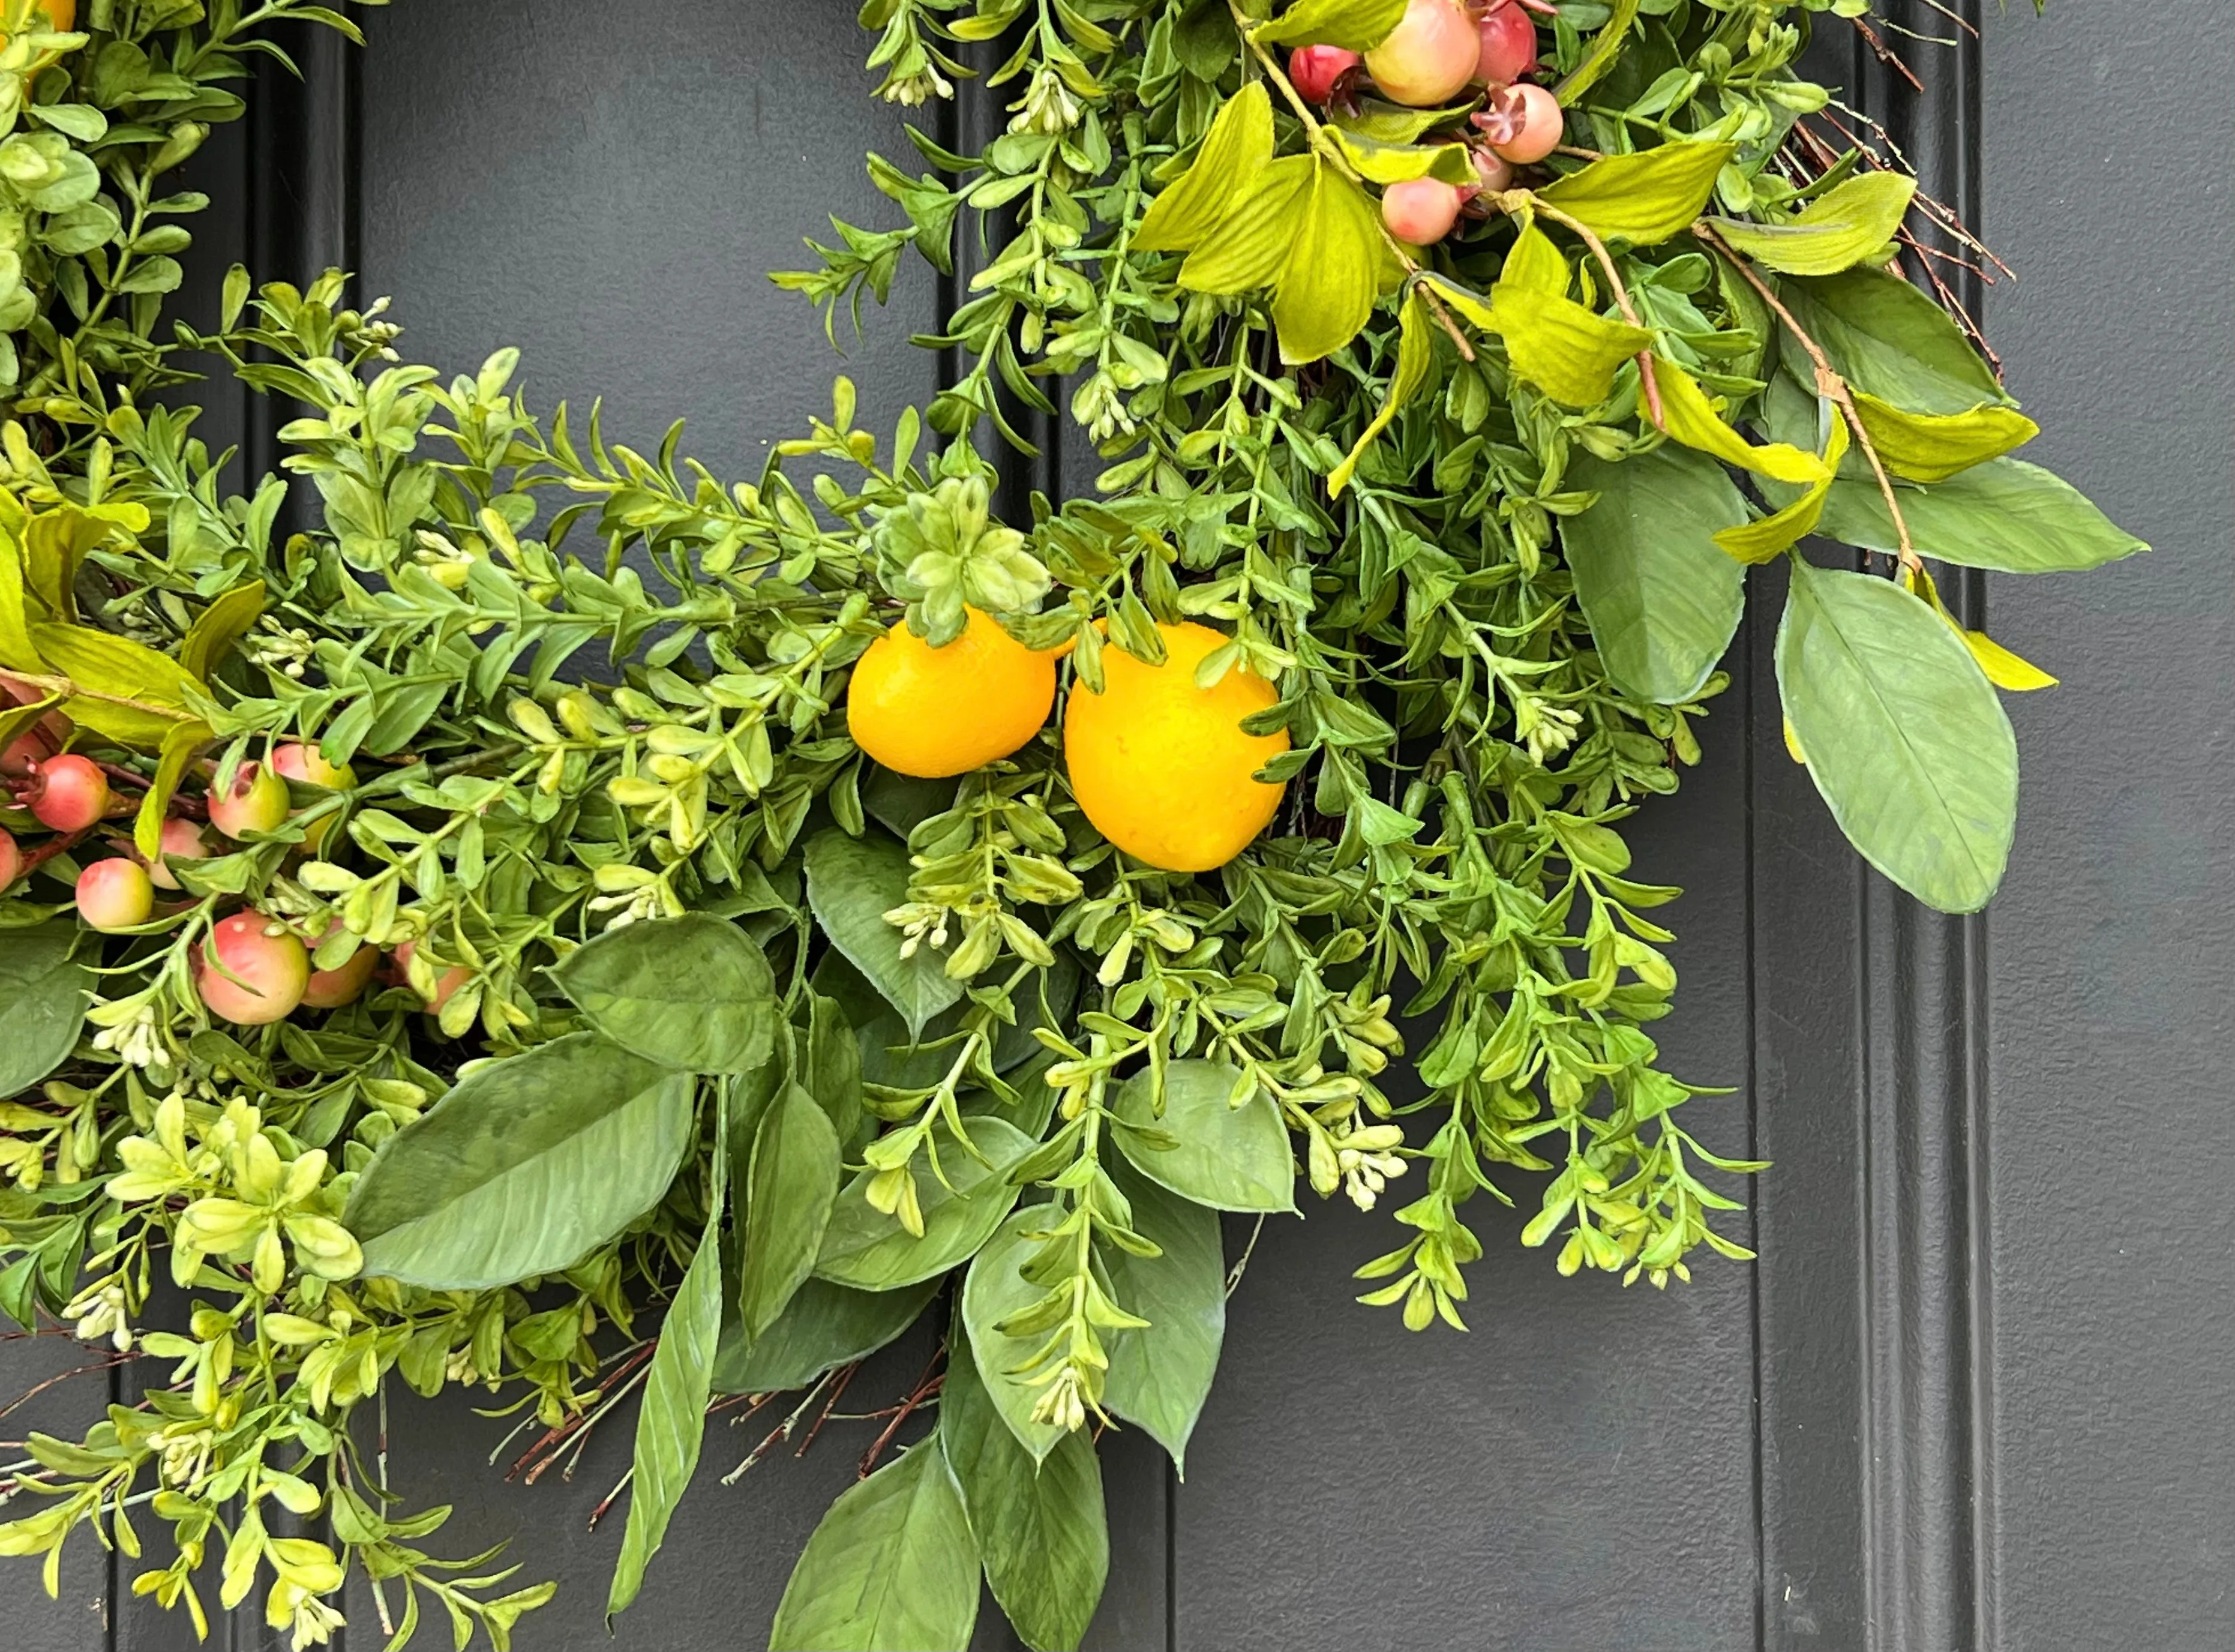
<box><xmin>30</xmin><ymin>755</ymin><xmax>109</xmax><ymax>832</ymax></box>
<box><xmin>0</xmin><ymin>829</ymin><xmax>21</xmax><ymax>888</ymax></box>
<box><xmin>207</xmin><ymin>762</ymin><xmax>289</xmax><ymax>840</ymax></box>
<box><xmin>271</xmin><ymin>742</ymin><xmax>356</xmax><ymax>790</ymax></box>
<box><xmin>301</xmin><ymin>922</ymin><xmax>378</xmax><ymax>1009</ymax></box>
<box><xmin>1364</xmin><ymin>0</ymin><xmax>1479</xmax><ymax>107</ymax></box>
<box><xmin>391</xmin><ymin>940</ymin><xmax>470</xmax><ymax>1015</ymax></box>
<box><xmin>195</xmin><ymin>913</ymin><xmax>310</xmax><ymax>1026</ymax></box>
<box><xmin>1473</xmin><ymin>0</ymin><xmax>1537</xmax><ymax>85</ymax></box>
<box><xmin>1480</xmin><ymin>81</ymin><xmax>1564</xmax><ymax>164</ymax></box>
<box><xmin>146</xmin><ymin>817</ymin><xmax>209</xmax><ymax>891</ymax></box>
<box><xmin>1288</xmin><ymin>44</ymin><xmax>1360</xmax><ymax>105</ymax></box>
<box><xmin>76</xmin><ymin>858</ymin><xmax>154</xmax><ymax>931</ymax></box>
<box><xmin>1381</xmin><ymin>177</ymin><xmax>1467</xmax><ymax>245</ymax></box>
<box><xmin>1473</xmin><ymin>145</ymin><xmax>1515</xmax><ymax>194</ymax></box>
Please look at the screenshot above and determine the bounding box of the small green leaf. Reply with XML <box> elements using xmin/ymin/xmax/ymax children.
<box><xmin>1706</xmin><ymin>170</ymin><xmax>1918</xmax><ymax>276</ymax></box>
<box><xmin>346</xmin><ymin>1035</ymin><xmax>694</xmax><ymax>1290</ymax></box>
<box><xmin>133</xmin><ymin>717</ymin><xmax>211</xmax><ymax>861</ymax></box>
<box><xmin>1330</xmin><ymin>292</ymin><xmax>1434</xmax><ymax>496</ymax></box>
<box><xmin>713</xmin><ymin>1276</ymin><xmax>941</xmax><ymax>1396</ymax></box>
<box><xmin>1656</xmin><ymin>356</ymin><xmax>1825</xmax><ymax>484</ymax></box>
<box><xmin>738</xmin><ymin>1084</ymin><xmax>842</xmax><ymax>1342</ymax></box>
<box><xmin>1135</xmin><ymin>83</ymin><xmax>1273</xmax><ymax>253</ymax></box>
<box><xmin>1777</xmin><ymin>560</ymin><xmax>2017</xmax><ymax>913</ymax></box>
<box><xmin>1330</xmin><ymin>129</ymin><xmax>1474</xmax><ymax>185</ymax></box>
<box><xmin>1100</xmin><ymin>1162</ymin><xmax>1225</xmax><ymax>1474</ymax></box>
<box><xmin>1850</xmin><ymin>391</ymin><xmax>2038</xmax><ymax>483</ymax></box>
<box><xmin>959</xmin><ymin>1202</ymin><xmax>1072</xmax><ymax>1463</ymax></box>
<box><xmin>804</xmin><ymin>829</ymin><xmax>963</xmax><ymax>1038</ymax></box>
<box><xmin>942</xmin><ymin>1330</ymin><xmax>1109</xmax><ymax>1652</ymax></box>
<box><xmin>1112</xmin><ymin>1060</ymin><xmax>1295</xmax><ymax>1213</ymax></box>
<box><xmin>552</xmin><ymin>913</ymin><xmax>780</xmax><ymax>1074</ymax></box>
<box><xmin>1553</xmin><ymin>0</ymin><xmax>1640</xmax><ymax>101</ymax></box>
<box><xmin>0</xmin><ymin>924</ymin><xmax>88</xmax><ymax>1099</ymax></box>
<box><xmin>1562</xmin><ymin>445</ymin><xmax>1748</xmax><ymax>701</ymax></box>
<box><xmin>769</xmin><ymin>1435</ymin><xmax>979</xmax><ymax>1651</ymax></box>
<box><xmin>815</xmin><ymin>1116</ymin><xmax>1033</xmax><ymax>1289</ymax></box>
<box><xmin>1252</xmin><ymin>0</ymin><xmax>1406</xmax><ymax>52</ymax></box>
<box><xmin>178</xmin><ymin>580</ymin><xmax>265</xmax><ymax>683</ymax></box>
<box><xmin>1715</xmin><ymin>418</ymin><xmax>1850</xmax><ymax>565</ymax></box>
<box><xmin>1536</xmin><ymin>141</ymin><xmax>1736</xmax><ymax>245</ymax></box>
<box><xmin>1815</xmin><ymin>457</ymin><xmax>2149</xmax><ymax>574</ymax></box>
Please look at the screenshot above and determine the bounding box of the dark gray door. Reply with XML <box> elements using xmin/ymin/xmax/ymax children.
<box><xmin>7</xmin><ymin>2</ymin><xmax>2228</xmax><ymax>1648</ymax></box>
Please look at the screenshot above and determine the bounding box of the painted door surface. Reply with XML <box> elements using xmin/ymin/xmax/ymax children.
<box><xmin>4</xmin><ymin>2</ymin><xmax>2227</xmax><ymax>1648</ymax></box>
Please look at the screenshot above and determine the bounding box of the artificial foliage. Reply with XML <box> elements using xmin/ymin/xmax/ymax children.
<box><xmin>0</xmin><ymin>0</ymin><xmax>2138</xmax><ymax>1647</ymax></box>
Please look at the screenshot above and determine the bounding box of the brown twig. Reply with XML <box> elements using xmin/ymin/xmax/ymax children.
<box><xmin>857</xmin><ymin>1350</ymin><xmax>947</xmax><ymax>1479</ymax></box>
<box><xmin>792</xmin><ymin>1360</ymin><xmax>859</xmax><ymax>1459</ymax></box>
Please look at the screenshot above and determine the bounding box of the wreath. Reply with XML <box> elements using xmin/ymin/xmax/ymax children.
<box><xmin>0</xmin><ymin>0</ymin><xmax>2136</xmax><ymax>1647</ymax></box>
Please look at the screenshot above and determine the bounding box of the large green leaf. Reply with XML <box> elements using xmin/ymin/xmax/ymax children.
<box><xmin>814</xmin><ymin>1115</ymin><xmax>1033</xmax><ymax>1290</ymax></box>
<box><xmin>712</xmin><ymin>1275</ymin><xmax>940</xmax><ymax>1395</ymax></box>
<box><xmin>1776</xmin><ymin>560</ymin><xmax>2017</xmax><ymax>913</ymax></box>
<box><xmin>1563</xmin><ymin>445</ymin><xmax>1748</xmax><ymax>702</ymax></box>
<box><xmin>1111</xmin><ymin>1061</ymin><xmax>1296</xmax><ymax>1214</ymax></box>
<box><xmin>607</xmin><ymin>1145</ymin><xmax>725</xmax><ymax>1620</ymax></box>
<box><xmin>551</xmin><ymin>913</ymin><xmax>779</xmax><ymax>1074</ymax></box>
<box><xmin>345</xmin><ymin>1034</ymin><xmax>694</xmax><ymax>1289</ymax></box>
<box><xmin>804</xmin><ymin>829</ymin><xmax>963</xmax><ymax>1038</ymax></box>
<box><xmin>1778</xmin><ymin>266</ymin><xmax>2006</xmax><ymax>415</ymax></box>
<box><xmin>1135</xmin><ymin>82</ymin><xmax>1271</xmax><ymax>253</ymax></box>
<box><xmin>1816</xmin><ymin>457</ymin><xmax>2149</xmax><ymax>574</ymax></box>
<box><xmin>1706</xmin><ymin>170</ymin><xmax>1916</xmax><ymax>277</ymax></box>
<box><xmin>0</xmin><ymin>923</ymin><xmax>88</xmax><ymax>1099</ymax></box>
<box><xmin>959</xmin><ymin>1203</ymin><xmax>1070</xmax><ymax>1462</ymax></box>
<box><xmin>1270</xmin><ymin>161</ymin><xmax>1383</xmax><ymax>366</ymax></box>
<box><xmin>738</xmin><ymin>1083</ymin><xmax>842</xmax><ymax>1341</ymax></box>
<box><xmin>1537</xmin><ymin>141</ymin><xmax>1735</xmax><ymax>246</ymax></box>
<box><xmin>769</xmin><ymin>1435</ymin><xmax>979</xmax><ymax>1651</ymax></box>
<box><xmin>942</xmin><ymin>1331</ymin><xmax>1109</xmax><ymax>1652</ymax></box>
<box><xmin>1100</xmin><ymin>1164</ymin><xmax>1225</xmax><ymax>1474</ymax></box>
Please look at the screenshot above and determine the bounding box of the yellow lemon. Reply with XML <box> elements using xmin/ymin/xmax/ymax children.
<box><xmin>846</xmin><ymin>606</ymin><xmax>1056</xmax><ymax>778</ymax></box>
<box><xmin>1064</xmin><ymin>620</ymin><xmax>1288</xmax><ymax>873</ymax></box>
<box><xmin>38</xmin><ymin>0</ymin><xmax>73</xmax><ymax>30</ymax></box>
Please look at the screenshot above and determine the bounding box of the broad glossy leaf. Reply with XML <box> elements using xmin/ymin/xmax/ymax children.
<box><xmin>1778</xmin><ymin>266</ymin><xmax>2006</xmax><ymax>415</ymax></box>
<box><xmin>739</xmin><ymin>1084</ymin><xmax>842</xmax><ymax>1341</ymax></box>
<box><xmin>712</xmin><ymin>1275</ymin><xmax>940</xmax><ymax>1395</ymax></box>
<box><xmin>1100</xmin><ymin>1164</ymin><xmax>1225</xmax><ymax>1474</ymax></box>
<box><xmin>607</xmin><ymin>1147</ymin><xmax>725</xmax><ymax>1620</ymax></box>
<box><xmin>1707</xmin><ymin>170</ymin><xmax>1916</xmax><ymax>276</ymax></box>
<box><xmin>1331</xmin><ymin>293</ymin><xmax>1433</xmax><ymax>497</ymax></box>
<box><xmin>804</xmin><ymin>829</ymin><xmax>962</xmax><ymax>1038</ymax></box>
<box><xmin>769</xmin><ymin>1436</ymin><xmax>979</xmax><ymax>1652</ymax></box>
<box><xmin>1850</xmin><ymin>391</ymin><xmax>2038</xmax><ymax>483</ymax></box>
<box><xmin>1537</xmin><ymin>141</ymin><xmax>1735</xmax><ymax>245</ymax></box>
<box><xmin>1135</xmin><ymin>83</ymin><xmax>1272</xmax><ymax>253</ymax></box>
<box><xmin>815</xmin><ymin>1115</ymin><xmax>1033</xmax><ymax>1289</ymax></box>
<box><xmin>803</xmin><ymin>991</ymin><xmax>864</xmax><ymax>1144</ymax></box>
<box><xmin>1563</xmin><ymin>446</ymin><xmax>1748</xmax><ymax>701</ymax></box>
<box><xmin>0</xmin><ymin>923</ymin><xmax>88</xmax><ymax>1098</ymax></box>
<box><xmin>346</xmin><ymin>1034</ymin><xmax>694</xmax><ymax>1289</ymax></box>
<box><xmin>959</xmin><ymin>1202</ymin><xmax>1070</xmax><ymax>1462</ymax></box>
<box><xmin>1815</xmin><ymin>456</ymin><xmax>2149</xmax><ymax>573</ymax></box>
<box><xmin>942</xmin><ymin>1331</ymin><xmax>1108</xmax><ymax>1652</ymax></box>
<box><xmin>1253</xmin><ymin>0</ymin><xmax>1405</xmax><ymax>52</ymax></box>
<box><xmin>551</xmin><ymin>913</ymin><xmax>779</xmax><ymax>1074</ymax></box>
<box><xmin>1777</xmin><ymin>560</ymin><xmax>2017</xmax><ymax>913</ymax></box>
<box><xmin>1111</xmin><ymin>1060</ymin><xmax>1295</xmax><ymax>1214</ymax></box>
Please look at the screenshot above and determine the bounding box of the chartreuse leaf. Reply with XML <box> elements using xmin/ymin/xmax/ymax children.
<box><xmin>607</xmin><ymin>1119</ymin><xmax>727</xmax><ymax>1621</ymax></box>
<box><xmin>1268</xmin><ymin>160</ymin><xmax>1385</xmax><ymax>365</ymax></box>
<box><xmin>1252</xmin><ymin>0</ymin><xmax>1406</xmax><ymax>52</ymax></box>
<box><xmin>960</xmin><ymin>1202</ymin><xmax>1072</xmax><ymax>1462</ymax></box>
<box><xmin>1331</xmin><ymin>293</ymin><xmax>1433</xmax><ymax>496</ymax></box>
<box><xmin>769</xmin><ymin>1434</ymin><xmax>979</xmax><ymax>1652</ymax></box>
<box><xmin>1331</xmin><ymin>129</ymin><xmax>1474</xmax><ymax>185</ymax></box>
<box><xmin>814</xmin><ymin>1115</ymin><xmax>1033</xmax><ymax>1289</ymax></box>
<box><xmin>1815</xmin><ymin>456</ymin><xmax>2149</xmax><ymax>574</ymax></box>
<box><xmin>1176</xmin><ymin>155</ymin><xmax>1313</xmax><ymax>293</ymax></box>
<box><xmin>1100</xmin><ymin>1162</ymin><xmax>1225</xmax><ymax>1474</ymax></box>
<box><xmin>1778</xmin><ymin>265</ymin><xmax>2007</xmax><ymax>415</ymax></box>
<box><xmin>0</xmin><ymin>534</ymin><xmax>39</xmax><ymax>668</ymax></box>
<box><xmin>1483</xmin><ymin>226</ymin><xmax>1654</xmax><ymax>407</ymax></box>
<box><xmin>1554</xmin><ymin>0</ymin><xmax>1639</xmax><ymax>101</ymax></box>
<box><xmin>1776</xmin><ymin>560</ymin><xmax>2017</xmax><ymax>913</ymax></box>
<box><xmin>804</xmin><ymin>829</ymin><xmax>962</xmax><ymax>1038</ymax></box>
<box><xmin>346</xmin><ymin>1034</ymin><xmax>694</xmax><ymax>1290</ymax></box>
<box><xmin>738</xmin><ymin>1083</ymin><xmax>842</xmax><ymax>1341</ymax></box>
<box><xmin>551</xmin><ymin>913</ymin><xmax>780</xmax><ymax>1073</ymax></box>
<box><xmin>1111</xmin><ymin>1060</ymin><xmax>1296</xmax><ymax>1213</ymax></box>
<box><xmin>1961</xmin><ymin>629</ymin><xmax>2058</xmax><ymax>691</ymax></box>
<box><xmin>1850</xmin><ymin>391</ymin><xmax>2038</xmax><ymax>483</ymax></box>
<box><xmin>712</xmin><ymin>1275</ymin><xmax>941</xmax><ymax>1395</ymax></box>
<box><xmin>942</xmin><ymin>1330</ymin><xmax>1109</xmax><ymax>1652</ymax></box>
<box><xmin>134</xmin><ymin>717</ymin><xmax>211</xmax><ymax>860</ymax></box>
<box><xmin>1563</xmin><ymin>445</ymin><xmax>1748</xmax><ymax>701</ymax></box>
<box><xmin>31</xmin><ymin>622</ymin><xmax>200</xmax><ymax>749</ymax></box>
<box><xmin>1655</xmin><ymin>356</ymin><xmax>1825</xmax><ymax>484</ymax></box>
<box><xmin>1706</xmin><ymin>170</ymin><xmax>1917</xmax><ymax>276</ymax></box>
<box><xmin>1716</xmin><ymin>417</ymin><xmax>1850</xmax><ymax>565</ymax></box>
<box><xmin>178</xmin><ymin>580</ymin><xmax>265</xmax><ymax>683</ymax></box>
<box><xmin>0</xmin><ymin>923</ymin><xmax>89</xmax><ymax>1098</ymax></box>
<box><xmin>1135</xmin><ymin>82</ymin><xmax>1273</xmax><ymax>253</ymax></box>
<box><xmin>1536</xmin><ymin>141</ymin><xmax>1735</xmax><ymax>245</ymax></box>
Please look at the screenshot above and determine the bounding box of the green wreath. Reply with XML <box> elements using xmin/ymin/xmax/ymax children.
<box><xmin>0</xmin><ymin>0</ymin><xmax>2135</xmax><ymax>1647</ymax></box>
